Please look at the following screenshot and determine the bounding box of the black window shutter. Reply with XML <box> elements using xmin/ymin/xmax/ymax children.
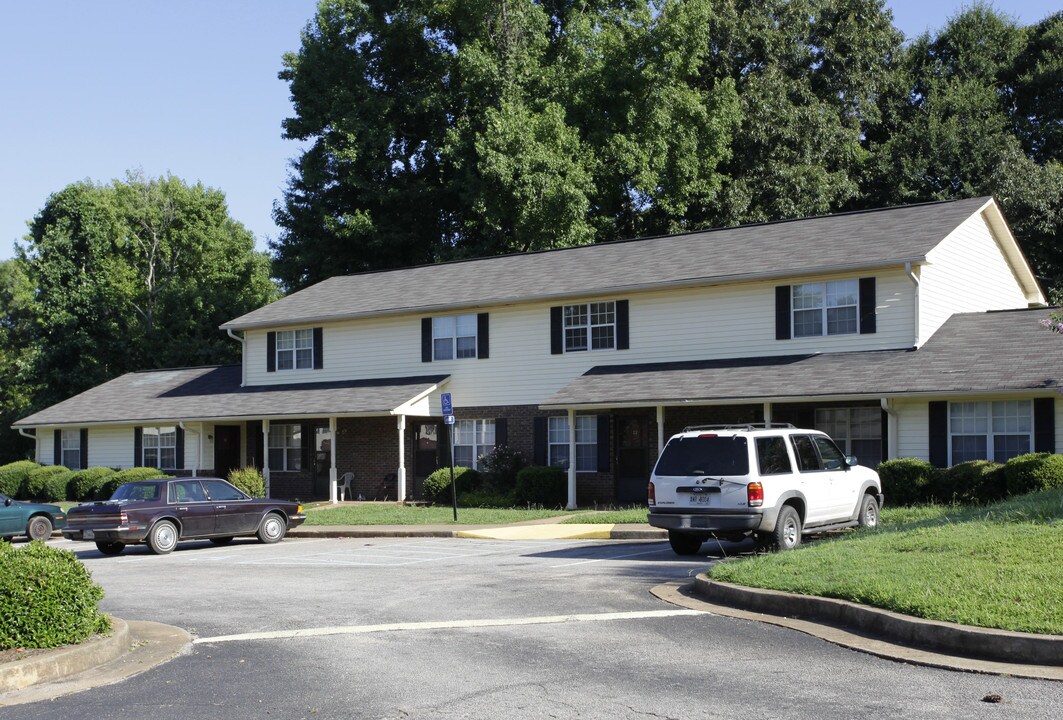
<box><xmin>439</xmin><ymin>423</ymin><xmax>452</xmax><ymax>466</ymax></box>
<box><xmin>596</xmin><ymin>415</ymin><xmax>611</xmax><ymax>472</ymax></box>
<box><xmin>313</xmin><ymin>327</ymin><xmax>324</xmax><ymax>369</ymax></box>
<box><xmin>775</xmin><ymin>286</ymin><xmax>791</xmax><ymax>340</ymax></box>
<box><xmin>859</xmin><ymin>277</ymin><xmax>877</xmax><ymax>334</ymax></box>
<box><xmin>533</xmin><ymin>417</ymin><xmax>548</xmax><ymax>465</ymax></box>
<box><xmin>550</xmin><ymin>306</ymin><xmax>563</xmax><ymax>354</ymax></box>
<box><xmin>616</xmin><ymin>300</ymin><xmax>629</xmax><ymax>350</ymax></box>
<box><xmin>80</xmin><ymin>428</ymin><xmax>88</xmax><ymax>470</ymax></box>
<box><xmin>248</xmin><ymin>421</ymin><xmax>264</xmax><ymax>469</ymax></box>
<box><xmin>477</xmin><ymin>313</ymin><xmax>490</xmax><ymax>359</ymax></box>
<box><xmin>494</xmin><ymin>418</ymin><xmax>508</xmax><ymax>447</ymax></box>
<box><xmin>928</xmin><ymin>402</ymin><xmax>948</xmax><ymax>467</ymax></box>
<box><xmin>1034</xmin><ymin>398</ymin><xmax>1055</xmax><ymax>453</ymax></box>
<box><xmin>421</xmin><ymin>318</ymin><xmax>433</xmax><ymax>362</ymax></box>
<box><xmin>134</xmin><ymin>427</ymin><xmax>143</xmax><ymax>467</ymax></box>
<box><xmin>53</xmin><ymin>429</ymin><xmax>61</xmax><ymax>466</ymax></box>
<box><xmin>175</xmin><ymin>426</ymin><xmax>185</xmax><ymax>470</ymax></box>
<box><xmin>266</xmin><ymin>332</ymin><xmax>277</xmax><ymax>372</ymax></box>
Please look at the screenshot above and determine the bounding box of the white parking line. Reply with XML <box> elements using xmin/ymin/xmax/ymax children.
<box><xmin>194</xmin><ymin>608</ymin><xmax>707</xmax><ymax>644</ymax></box>
<box><xmin>550</xmin><ymin>548</ymin><xmax>674</xmax><ymax>568</ymax></box>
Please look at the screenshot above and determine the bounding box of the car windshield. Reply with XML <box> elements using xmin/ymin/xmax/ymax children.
<box><xmin>654</xmin><ymin>436</ymin><xmax>749</xmax><ymax>476</ymax></box>
<box><xmin>110</xmin><ymin>482</ymin><xmax>161</xmax><ymax>501</ymax></box>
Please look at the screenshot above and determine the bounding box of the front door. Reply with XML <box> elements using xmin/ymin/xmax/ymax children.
<box><xmin>213</xmin><ymin>426</ymin><xmax>242</xmax><ymax>479</ymax></box>
<box><xmin>615</xmin><ymin>416</ymin><xmax>652</xmax><ymax>505</ymax></box>
<box><xmin>412</xmin><ymin>422</ymin><xmax>441</xmax><ymax>500</ymax></box>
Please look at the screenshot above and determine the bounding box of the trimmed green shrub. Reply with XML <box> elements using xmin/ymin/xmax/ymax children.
<box><xmin>941</xmin><ymin>460</ymin><xmax>1006</xmax><ymax>503</ymax></box>
<box><xmin>42</xmin><ymin>470</ymin><xmax>75</xmax><ymax>502</ymax></box>
<box><xmin>24</xmin><ymin>466</ymin><xmax>70</xmax><ymax>501</ymax></box>
<box><xmin>99</xmin><ymin>467</ymin><xmax>167</xmax><ymax>499</ymax></box>
<box><xmin>877</xmin><ymin>458</ymin><xmax>939</xmax><ymax>506</ymax></box>
<box><xmin>69</xmin><ymin>467</ymin><xmax>117</xmax><ymax>501</ymax></box>
<box><xmin>457</xmin><ymin>490</ymin><xmax>516</xmax><ymax>508</ymax></box>
<box><xmin>0</xmin><ymin>542</ymin><xmax>111</xmax><ymax>649</ymax></box>
<box><xmin>228</xmin><ymin>467</ymin><xmax>265</xmax><ymax>497</ymax></box>
<box><xmin>423</xmin><ymin>466</ymin><xmax>480</xmax><ymax>503</ymax></box>
<box><xmin>478</xmin><ymin>446</ymin><xmax>528</xmax><ymax>494</ymax></box>
<box><xmin>515</xmin><ymin>465</ymin><xmax>567</xmax><ymax>507</ymax></box>
<box><xmin>1004</xmin><ymin>453</ymin><xmax>1063</xmax><ymax>495</ymax></box>
<box><xmin>0</xmin><ymin>460</ymin><xmax>41</xmax><ymax>498</ymax></box>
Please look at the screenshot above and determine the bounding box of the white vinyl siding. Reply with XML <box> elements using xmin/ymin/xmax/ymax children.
<box><xmin>38</xmin><ymin>426</ymin><xmax>201</xmax><ymax>472</ymax></box>
<box><xmin>918</xmin><ymin>211</ymin><xmax>1032</xmax><ymax>345</ymax></box>
<box><xmin>453</xmin><ymin>419</ymin><xmax>495</xmax><ymax>469</ymax></box>
<box><xmin>548</xmin><ymin>416</ymin><xmax>596</xmax><ymax>472</ymax></box>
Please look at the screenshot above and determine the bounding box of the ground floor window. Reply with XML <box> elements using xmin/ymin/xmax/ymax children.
<box><xmin>62</xmin><ymin>428</ymin><xmax>81</xmax><ymax>469</ymax></box>
<box><xmin>950</xmin><ymin>400</ymin><xmax>1032</xmax><ymax>464</ymax></box>
<box><xmin>453</xmin><ymin>419</ymin><xmax>495</xmax><ymax>470</ymax></box>
<box><xmin>143</xmin><ymin>426</ymin><xmax>177</xmax><ymax>469</ymax></box>
<box><xmin>268</xmin><ymin>424</ymin><xmax>302</xmax><ymax>471</ymax></box>
<box><xmin>815</xmin><ymin>407</ymin><xmax>882</xmax><ymax>467</ymax></box>
<box><xmin>548</xmin><ymin>416</ymin><xmax>597</xmax><ymax>472</ymax></box>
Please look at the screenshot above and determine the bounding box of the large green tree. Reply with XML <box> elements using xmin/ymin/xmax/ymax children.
<box><xmin>0</xmin><ymin>260</ymin><xmax>37</xmax><ymax>461</ymax></box>
<box><xmin>19</xmin><ymin>173</ymin><xmax>278</xmax><ymax>412</ymax></box>
<box><xmin>272</xmin><ymin>0</ymin><xmax>740</xmax><ymax>290</ymax></box>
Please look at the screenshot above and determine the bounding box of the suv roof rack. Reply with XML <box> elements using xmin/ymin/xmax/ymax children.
<box><xmin>682</xmin><ymin>422</ymin><xmax>796</xmax><ymax>432</ymax></box>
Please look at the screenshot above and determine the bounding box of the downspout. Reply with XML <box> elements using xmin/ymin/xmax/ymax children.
<box><xmin>178</xmin><ymin>421</ymin><xmax>199</xmax><ymax>477</ymax></box>
<box><xmin>905</xmin><ymin>261</ymin><xmax>920</xmax><ymax>348</ymax></box>
<box><xmin>227</xmin><ymin>328</ymin><xmax>246</xmax><ymax>387</ymax></box>
<box><xmin>880</xmin><ymin>398</ymin><xmax>898</xmax><ymax>462</ymax></box>
<box><xmin>17</xmin><ymin>428</ymin><xmax>37</xmax><ymax>463</ymax></box>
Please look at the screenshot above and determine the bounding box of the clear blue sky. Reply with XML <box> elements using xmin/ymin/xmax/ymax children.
<box><xmin>1</xmin><ymin>1</ymin><xmax>1058</xmax><ymax>262</ymax></box>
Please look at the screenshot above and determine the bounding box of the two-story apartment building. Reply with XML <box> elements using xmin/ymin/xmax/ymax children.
<box><xmin>14</xmin><ymin>197</ymin><xmax>1059</xmax><ymax>508</ymax></box>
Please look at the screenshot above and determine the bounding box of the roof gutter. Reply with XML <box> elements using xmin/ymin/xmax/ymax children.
<box><xmin>17</xmin><ymin>427</ymin><xmax>36</xmax><ymax>440</ymax></box>
<box><xmin>905</xmin><ymin>261</ymin><xmax>920</xmax><ymax>347</ymax></box>
<box><xmin>226</xmin><ymin>329</ymin><xmax>246</xmax><ymax>387</ymax></box>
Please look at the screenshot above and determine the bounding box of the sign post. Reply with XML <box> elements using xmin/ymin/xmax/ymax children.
<box><xmin>441</xmin><ymin>393</ymin><xmax>457</xmax><ymax>521</ymax></box>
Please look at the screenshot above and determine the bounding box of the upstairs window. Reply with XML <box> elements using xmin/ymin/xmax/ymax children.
<box><xmin>433</xmin><ymin>315</ymin><xmax>478</xmax><ymax>360</ymax></box>
<box><xmin>793</xmin><ymin>280</ymin><xmax>858</xmax><ymax>337</ymax></box>
<box><xmin>564</xmin><ymin>302</ymin><xmax>615</xmax><ymax>352</ymax></box>
<box><xmin>143</xmin><ymin>426</ymin><xmax>177</xmax><ymax>469</ymax></box>
<box><xmin>277</xmin><ymin>329</ymin><xmax>314</xmax><ymax>370</ymax></box>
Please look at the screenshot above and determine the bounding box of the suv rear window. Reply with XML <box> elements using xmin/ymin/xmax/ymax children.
<box><xmin>654</xmin><ymin>436</ymin><xmax>749</xmax><ymax>476</ymax></box>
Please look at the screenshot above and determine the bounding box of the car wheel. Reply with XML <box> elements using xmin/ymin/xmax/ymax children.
<box><xmin>857</xmin><ymin>494</ymin><xmax>880</xmax><ymax>529</ymax></box>
<box><xmin>667</xmin><ymin>531</ymin><xmax>703</xmax><ymax>556</ymax></box>
<box><xmin>210</xmin><ymin>536</ymin><xmax>235</xmax><ymax>546</ymax></box>
<box><xmin>147</xmin><ymin>520</ymin><xmax>179</xmax><ymax>555</ymax></box>
<box><xmin>769</xmin><ymin>505</ymin><xmax>802</xmax><ymax>551</ymax></box>
<box><xmin>95</xmin><ymin>541</ymin><xmax>125</xmax><ymax>556</ymax></box>
<box><xmin>257</xmin><ymin>513</ymin><xmax>286</xmax><ymax>544</ymax></box>
<box><xmin>26</xmin><ymin>515</ymin><xmax>53</xmax><ymax>542</ymax></box>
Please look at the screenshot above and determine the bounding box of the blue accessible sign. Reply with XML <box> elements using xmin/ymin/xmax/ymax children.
<box><xmin>441</xmin><ymin>392</ymin><xmax>453</xmax><ymax>415</ymax></box>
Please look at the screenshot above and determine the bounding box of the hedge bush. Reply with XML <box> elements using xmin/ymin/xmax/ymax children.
<box><xmin>69</xmin><ymin>467</ymin><xmax>117</xmax><ymax>501</ymax></box>
<box><xmin>940</xmin><ymin>460</ymin><xmax>1006</xmax><ymax>503</ymax></box>
<box><xmin>457</xmin><ymin>489</ymin><xmax>517</xmax><ymax>508</ymax></box>
<box><xmin>1004</xmin><ymin>453</ymin><xmax>1063</xmax><ymax>495</ymax></box>
<box><xmin>99</xmin><ymin>467</ymin><xmax>168</xmax><ymax>499</ymax></box>
<box><xmin>0</xmin><ymin>460</ymin><xmax>41</xmax><ymax>498</ymax></box>
<box><xmin>423</xmin><ymin>466</ymin><xmax>480</xmax><ymax>503</ymax></box>
<box><xmin>877</xmin><ymin>458</ymin><xmax>939</xmax><ymax>506</ymax></box>
<box><xmin>478</xmin><ymin>446</ymin><xmax>528</xmax><ymax>495</ymax></box>
<box><xmin>515</xmin><ymin>465</ymin><xmax>567</xmax><ymax>507</ymax></box>
<box><xmin>0</xmin><ymin>542</ymin><xmax>111</xmax><ymax>649</ymax></box>
<box><xmin>228</xmin><ymin>467</ymin><xmax>265</xmax><ymax>497</ymax></box>
<box><xmin>44</xmin><ymin>470</ymin><xmax>75</xmax><ymax>502</ymax></box>
<box><xmin>24</xmin><ymin>465</ymin><xmax>70</xmax><ymax>501</ymax></box>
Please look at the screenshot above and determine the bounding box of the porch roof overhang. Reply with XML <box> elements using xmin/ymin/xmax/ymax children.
<box><xmin>541</xmin><ymin>308</ymin><xmax>1063</xmax><ymax>411</ymax></box>
<box><xmin>13</xmin><ymin>365</ymin><xmax>450</xmax><ymax>429</ymax></box>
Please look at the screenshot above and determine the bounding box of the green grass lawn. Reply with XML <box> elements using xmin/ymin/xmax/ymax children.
<box><xmin>709</xmin><ymin>488</ymin><xmax>1063</xmax><ymax>635</ymax></box>
<box><xmin>304</xmin><ymin>504</ymin><xmax>569</xmax><ymax>526</ymax></box>
<box><xmin>560</xmin><ymin>507</ymin><xmax>648</xmax><ymax>524</ymax></box>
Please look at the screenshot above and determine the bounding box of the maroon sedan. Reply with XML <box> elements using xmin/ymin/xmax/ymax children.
<box><xmin>63</xmin><ymin>477</ymin><xmax>305</xmax><ymax>555</ymax></box>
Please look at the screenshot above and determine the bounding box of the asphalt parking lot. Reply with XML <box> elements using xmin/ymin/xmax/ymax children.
<box><xmin>5</xmin><ymin>536</ymin><xmax>1062</xmax><ymax>719</ymax></box>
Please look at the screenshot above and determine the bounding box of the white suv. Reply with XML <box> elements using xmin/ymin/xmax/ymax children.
<box><xmin>647</xmin><ymin>423</ymin><xmax>883</xmax><ymax>555</ymax></box>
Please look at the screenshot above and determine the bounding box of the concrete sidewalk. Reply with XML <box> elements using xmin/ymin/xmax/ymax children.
<box><xmin>289</xmin><ymin>520</ymin><xmax>667</xmax><ymax>541</ymax></box>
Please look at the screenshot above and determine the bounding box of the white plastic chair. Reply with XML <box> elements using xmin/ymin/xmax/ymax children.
<box><xmin>338</xmin><ymin>472</ymin><xmax>355</xmax><ymax>502</ymax></box>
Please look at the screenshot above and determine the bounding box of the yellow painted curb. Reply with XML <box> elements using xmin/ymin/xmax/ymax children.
<box><xmin>455</xmin><ymin>524</ymin><xmax>617</xmax><ymax>540</ymax></box>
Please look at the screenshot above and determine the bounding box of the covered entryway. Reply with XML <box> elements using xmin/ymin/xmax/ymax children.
<box><xmin>213</xmin><ymin>425</ymin><xmax>242</xmax><ymax>479</ymax></box>
<box><xmin>614</xmin><ymin>414</ymin><xmax>654</xmax><ymax>505</ymax></box>
<box><xmin>411</xmin><ymin>421</ymin><xmax>442</xmax><ymax>500</ymax></box>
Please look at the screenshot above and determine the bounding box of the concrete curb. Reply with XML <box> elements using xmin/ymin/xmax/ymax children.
<box><xmin>288</xmin><ymin>524</ymin><xmax>667</xmax><ymax>541</ymax></box>
<box><xmin>0</xmin><ymin>618</ymin><xmax>130</xmax><ymax>695</ymax></box>
<box><xmin>693</xmin><ymin>575</ymin><xmax>1063</xmax><ymax>668</ymax></box>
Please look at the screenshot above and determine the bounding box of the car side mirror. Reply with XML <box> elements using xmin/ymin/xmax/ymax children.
<box><xmin>4</xmin><ymin>497</ymin><xmax>11</xmax><ymax>506</ymax></box>
<box><xmin>845</xmin><ymin>456</ymin><xmax>858</xmax><ymax>469</ymax></box>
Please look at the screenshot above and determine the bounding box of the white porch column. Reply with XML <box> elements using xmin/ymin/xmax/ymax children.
<box><xmin>566</xmin><ymin>409</ymin><xmax>577</xmax><ymax>510</ymax></box>
<box><xmin>329</xmin><ymin>416</ymin><xmax>338</xmax><ymax>504</ymax></box>
<box><xmin>262</xmin><ymin>419</ymin><xmax>271</xmax><ymax>497</ymax></box>
<box><xmin>763</xmin><ymin>402</ymin><xmax>772</xmax><ymax>426</ymax></box>
<box><xmin>198</xmin><ymin>422</ymin><xmax>206</xmax><ymax>477</ymax></box>
<box><xmin>882</xmin><ymin>398</ymin><xmax>898</xmax><ymax>461</ymax></box>
<box><xmin>656</xmin><ymin>405</ymin><xmax>665</xmax><ymax>456</ymax></box>
<box><xmin>397</xmin><ymin>414</ymin><xmax>407</xmax><ymax>502</ymax></box>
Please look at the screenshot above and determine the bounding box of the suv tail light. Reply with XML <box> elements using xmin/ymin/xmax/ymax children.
<box><xmin>747</xmin><ymin>482</ymin><xmax>764</xmax><ymax>507</ymax></box>
<box><xmin>647</xmin><ymin>482</ymin><xmax>656</xmax><ymax>507</ymax></box>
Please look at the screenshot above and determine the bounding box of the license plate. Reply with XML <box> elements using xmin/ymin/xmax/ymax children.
<box><xmin>83</xmin><ymin>530</ymin><xmax>94</xmax><ymax>539</ymax></box>
<box><xmin>689</xmin><ymin>494</ymin><xmax>714</xmax><ymax>505</ymax></box>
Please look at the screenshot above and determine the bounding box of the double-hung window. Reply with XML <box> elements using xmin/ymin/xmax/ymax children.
<box><xmin>453</xmin><ymin>419</ymin><xmax>495</xmax><ymax>470</ymax></box>
<box><xmin>563</xmin><ymin>302</ymin><xmax>615</xmax><ymax>352</ymax></box>
<box><xmin>268</xmin><ymin>424</ymin><xmax>302</xmax><ymax>471</ymax></box>
<box><xmin>950</xmin><ymin>400</ymin><xmax>1032</xmax><ymax>464</ymax></box>
<box><xmin>792</xmin><ymin>280</ymin><xmax>858</xmax><ymax>337</ymax></box>
<box><xmin>61</xmin><ymin>429</ymin><xmax>81</xmax><ymax>469</ymax></box>
<box><xmin>277</xmin><ymin>329</ymin><xmax>314</xmax><ymax>370</ymax></box>
<box><xmin>433</xmin><ymin>315</ymin><xmax>477</xmax><ymax>360</ymax></box>
<box><xmin>547</xmin><ymin>416</ymin><xmax>597</xmax><ymax>472</ymax></box>
<box><xmin>143</xmin><ymin>426</ymin><xmax>177</xmax><ymax>469</ymax></box>
<box><xmin>815</xmin><ymin>407</ymin><xmax>882</xmax><ymax>467</ymax></box>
